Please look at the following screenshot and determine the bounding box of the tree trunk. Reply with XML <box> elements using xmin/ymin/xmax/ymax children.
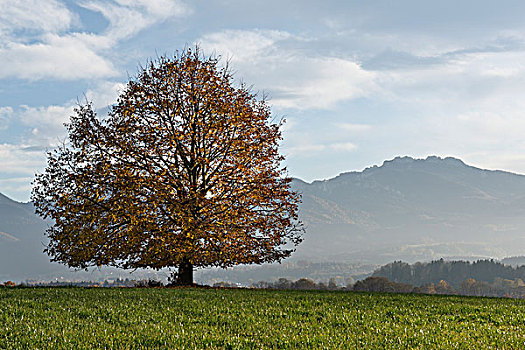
<box><xmin>177</xmin><ymin>259</ymin><xmax>193</xmax><ymax>285</ymax></box>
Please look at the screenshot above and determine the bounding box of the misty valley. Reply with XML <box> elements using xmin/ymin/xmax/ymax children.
<box><xmin>4</xmin><ymin>155</ymin><xmax>525</xmax><ymax>289</ymax></box>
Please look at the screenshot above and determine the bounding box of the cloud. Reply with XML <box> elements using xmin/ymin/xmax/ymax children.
<box><xmin>319</xmin><ymin>1</ymin><xmax>525</xmax><ymax>46</ymax></box>
<box><xmin>200</xmin><ymin>29</ymin><xmax>291</xmax><ymax>61</ymax></box>
<box><xmin>84</xmin><ymin>81</ymin><xmax>126</xmax><ymax>108</ymax></box>
<box><xmin>17</xmin><ymin>104</ymin><xmax>73</xmax><ymax>148</ymax></box>
<box><xmin>0</xmin><ymin>80</ymin><xmax>126</xmax><ymax>200</ymax></box>
<box><xmin>13</xmin><ymin>81</ymin><xmax>125</xmax><ymax>148</ymax></box>
<box><xmin>0</xmin><ymin>144</ymin><xmax>47</xmax><ymax>202</ymax></box>
<box><xmin>0</xmin><ymin>144</ymin><xmax>45</xmax><ymax>175</ymax></box>
<box><xmin>0</xmin><ymin>0</ymin><xmax>75</xmax><ymax>36</ymax></box>
<box><xmin>0</xmin><ymin>0</ymin><xmax>190</xmax><ymax>200</ymax></box>
<box><xmin>285</xmin><ymin>141</ymin><xmax>357</xmax><ymax>157</ymax></box>
<box><xmin>199</xmin><ymin>29</ymin><xmax>377</xmax><ymax>110</ymax></box>
<box><xmin>455</xmin><ymin>111</ymin><xmax>525</xmax><ymax>140</ymax></box>
<box><xmin>0</xmin><ymin>107</ymin><xmax>13</xmax><ymax>131</ymax></box>
<box><xmin>336</xmin><ymin>123</ymin><xmax>372</xmax><ymax>132</ymax></box>
<box><xmin>0</xmin><ymin>34</ymin><xmax>116</xmax><ymax>80</ymax></box>
<box><xmin>285</xmin><ymin>143</ymin><xmax>326</xmax><ymax>156</ymax></box>
<box><xmin>329</xmin><ymin>142</ymin><xmax>358</xmax><ymax>152</ymax></box>
<box><xmin>0</xmin><ymin>0</ymin><xmax>189</xmax><ymax>81</ymax></box>
<box><xmin>270</xmin><ymin>57</ymin><xmax>377</xmax><ymax>110</ymax></box>
<box><xmin>357</xmin><ymin>44</ymin><xmax>525</xmax><ymax>178</ymax></box>
<box><xmin>0</xmin><ymin>1</ymin><xmax>109</xmax><ymax>81</ymax></box>
<box><xmin>362</xmin><ymin>49</ymin><xmax>444</xmax><ymax>71</ymax></box>
<box><xmin>457</xmin><ymin>51</ymin><xmax>525</xmax><ymax>78</ymax></box>
<box><xmin>79</xmin><ymin>0</ymin><xmax>190</xmax><ymax>41</ymax></box>
<box><xmin>6</xmin><ymin>0</ymin><xmax>525</xmax><ymax>199</ymax></box>
<box><xmin>373</xmin><ymin>47</ymin><xmax>525</xmax><ymax>110</ymax></box>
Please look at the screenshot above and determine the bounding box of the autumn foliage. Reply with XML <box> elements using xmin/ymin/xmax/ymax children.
<box><xmin>32</xmin><ymin>48</ymin><xmax>303</xmax><ymax>285</ymax></box>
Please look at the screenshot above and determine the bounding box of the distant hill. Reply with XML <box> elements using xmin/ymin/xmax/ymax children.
<box><xmin>291</xmin><ymin>156</ymin><xmax>525</xmax><ymax>264</ymax></box>
<box><xmin>0</xmin><ymin>194</ymin><xmax>54</xmax><ymax>281</ymax></box>
<box><xmin>501</xmin><ymin>256</ymin><xmax>525</xmax><ymax>267</ymax></box>
<box><xmin>4</xmin><ymin>155</ymin><xmax>525</xmax><ymax>282</ymax></box>
<box><xmin>0</xmin><ymin>194</ymin><xmax>159</xmax><ymax>282</ymax></box>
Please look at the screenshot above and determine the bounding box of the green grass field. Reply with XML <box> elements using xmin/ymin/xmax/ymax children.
<box><xmin>1</xmin><ymin>287</ymin><xmax>525</xmax><ymax>349</ymax></box>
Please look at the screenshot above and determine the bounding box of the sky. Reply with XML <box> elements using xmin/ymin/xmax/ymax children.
<box><xmin>2</xmin><ymin>0</ymin><xmax>525</xmax><ymax>202</ymax></box>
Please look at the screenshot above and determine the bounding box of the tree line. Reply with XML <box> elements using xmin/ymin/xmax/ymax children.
<box><xmin>245</xmin><ymin>276</ymin><xmax>525</xmax><ymax>298</ymax></box>
<box><xmin>353</xmin><ymin>276</ymin><xmax>525</xmax><ymax>298</ymax></box>
<box><xmin>373</xmin><ymin>259</ymin><xmax>525</xmax><ymax>288</ymax></box>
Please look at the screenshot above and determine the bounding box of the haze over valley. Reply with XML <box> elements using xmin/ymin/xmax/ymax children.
<box><xmin>3</xmin><ymin>155</ymin><xmax>525</xmax><ymax>283</ymax></box>
<box><xmin>293</xmin><ymin>155</ymin><xmax>525</xmax><ymax>264</ymax></box>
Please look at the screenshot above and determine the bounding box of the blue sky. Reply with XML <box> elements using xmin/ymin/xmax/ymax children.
<box><xmin>2</xmin><ymin>0</ymin><xmax>525</xmax><ymax>202</ymax></box>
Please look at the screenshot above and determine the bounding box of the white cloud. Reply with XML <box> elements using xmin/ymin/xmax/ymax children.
<box><xmin>0</xmin><ymin>0</ymin><xmax>75</xmax><ymax>35</ymax></box>
<box><xmin>330</xmin><ymin>142</ymin><xmax>358</xmax><ymax>152</ymax></box>
<box><xmin>18</xmin><ymin>104</ymin><xmax>73</xmax><ymax>148</ymax></box>
<box><xmin>359</xmin><ymin>45</ymin><xmax>525</xmax><ymax>178</ymax></box>
<box><xmin>200</xmin><ymin>29</ymin><xmax>291</xmax><ymax>61</ymax></box>
<box><xmin>455</xmin><ymin>110</ymin><xmax>525</xmax><ymax>141</ymax></box>
<box><xmin>0</xmin><ymin>107</ymin><xmax>13</xmax><ymax>130</ymax></box>
<box><xmin>270</xmin><ymin>57</ymin><xmax>377</xmax><ymax>110</ymax></box>
<box><xmin>0</xmin><ymin>34</ymin><xmax>116</xmax><ymax>80</ymax></box>
<box><xmin>378</xmin><ymin>48</ymin><xmax>525</xmax><ymax>103</ymax></box>
<box><xmin>285</xmin><ymin>143</ymin><xmax>327</xmax><ymax>156</ymax></box>
<box><xmin>5</xmin><ymin>0</ymin><xmax>525</xmax><ymax>198</ymax></box>
<box><xmin>336</xmin><ymin>123</ymin><xmax>372</xmax><ymax>132</ymax></box>
<box><xmin>0</xmin><ymin>1</ymin><xmax>109</xmax><ymax>81</ymax></box>
<box><xmin>0</xmin><ymin>144</ymin><xmax>45</xmax><ymax>175</ymax></box>
<box><xmin>85</xmin><ymin>81</ymin><xmax>126</xmax><ymax>109</ymax></box>
<box><xmin>0</xmin><ymin>0</ymin><xmax>188</xmax><ymax>81</ymax></box>
<box><xmin>285</xmin><ymin>141</ymin><xmax>357</xmax><ymax>157</ymax></box>
<box><xmin>14</xmin><ymin>81</ymin><xmax>124</xmax><ymax>148</ymax></box>
<box><xmin>0</xmin><ymin>144</ymin><xmax>47</xmax><ymax>202</ymax></box>
<box><xmin>0</xmin><ymin>80</ymin><xmax>127</xmax><ymax>201</ymax></box>
<box><xmin>79</xmin><ymin>0</ymin><xmax>190</xmax><ymax>41</ymax></box>
<box><xmin>456</xmin><ymin>51</ymin><xmax>525</xmax><ymax>79</ymax></box>
<box><xmin>200</xmin><ymin>29</ymin><xmax>377</xmax><ymax>110</ymax></box>
<box><xmin>0</xmin><ymin>0</ymin><xmax>191</xmax><ymax>201</ymax></box>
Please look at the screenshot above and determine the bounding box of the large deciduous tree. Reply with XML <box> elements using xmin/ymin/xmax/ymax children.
<box><xmin>32</xmin><ymin>48</ymin><xmax>303</xmax><ymax>285</ymax></box>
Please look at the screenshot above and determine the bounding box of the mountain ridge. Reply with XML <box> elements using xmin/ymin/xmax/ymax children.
<box><xmin>303</xmin><ymin>156</ymin><xmax>525</xmax><ymax>186</ymax></box>
<box><xmin>290</xmin><ymin>155</ymin><xmax>525</xmax><ymax>264</ymax></box>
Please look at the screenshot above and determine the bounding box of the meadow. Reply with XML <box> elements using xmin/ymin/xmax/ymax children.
<box><xmin>1</xmin><ymin>287</ymin><xmax>525</xmax><ymax>349</ymax></box>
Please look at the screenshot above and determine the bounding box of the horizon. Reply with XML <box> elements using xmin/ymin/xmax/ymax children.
<box><xmin>296</xmin><ymin>155</ymin><xmax>525</xmax><ymax>184</ymax></box>
<box><xmin>3</xmin><ymin>154</ymin><xmax>525</xmax><ymax>203</ymax></box>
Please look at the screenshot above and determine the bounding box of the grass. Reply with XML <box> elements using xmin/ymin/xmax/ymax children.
<box><xmin>1</xmin><ymin>287</ymin><xmax>525</xmax><ymax>349</ymax></box>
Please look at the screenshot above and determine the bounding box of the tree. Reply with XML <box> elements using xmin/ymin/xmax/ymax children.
<box><xmin>292</xmin><ymin>278</ymin><xmax>316</xmax><ymax>290</ymax></box>
<box><xmin>31</xmin><ymin>47</ymin><xmax>303</xmax><ymax>285</ymax></box>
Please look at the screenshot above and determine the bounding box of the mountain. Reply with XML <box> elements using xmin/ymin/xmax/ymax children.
<box><xmin>290</xmin><ymin>156</ymin><xmax>525</xmax><ymax>263</ymax></box>
<box><xmin>3</xmin><ymin>155</ymin><xmax>525</xmax><ymax>282</ymax></box>
<box><xmin>0</xmin><ymin>195</ymin><xmax>160</xmax><ymax>283</ymax></box>
<box><xmin>0</xmin><ymin>194</ymin><xmax>53</xmax><ymax>280</ymax></box>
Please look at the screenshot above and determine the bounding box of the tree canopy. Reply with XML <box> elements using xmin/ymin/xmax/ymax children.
<box><xmin>32</xmin><ymin>48</ymin><xmax>303</xmax><ymax>285</ymax></box>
